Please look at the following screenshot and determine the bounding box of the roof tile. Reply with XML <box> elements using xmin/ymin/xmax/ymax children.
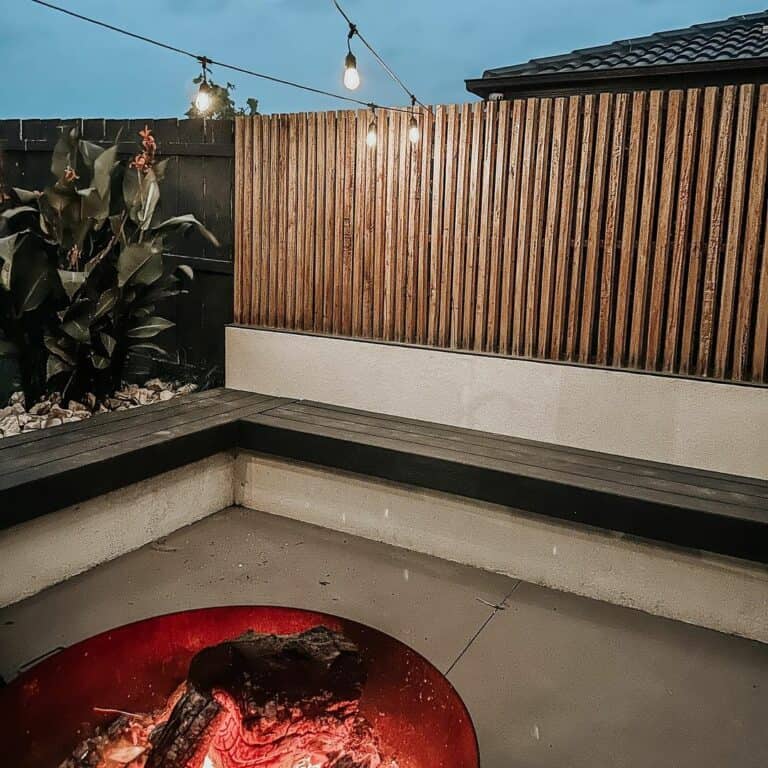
<box><xmin>483</xmin><ymin>11</ymin><xmax>768</xmax><ymax>80</ymax></box>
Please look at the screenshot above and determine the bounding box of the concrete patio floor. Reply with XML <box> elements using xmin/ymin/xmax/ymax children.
<box><xmin>1</xmin><ymin>506</ymin><xmax>766</xmax><ymax>767</ymax></box>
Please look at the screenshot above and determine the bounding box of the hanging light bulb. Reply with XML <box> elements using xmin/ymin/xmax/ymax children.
<box><xmin>195</xmin><ymin>57</ymin><xmax>213</xmax><ymax>115</ymax></box>
<box><xmin>343</xmin><ymin>51</ymin><xmax>360</xmax><ymax>90</ymax></box>
<box><xmin>366</xmin><ymin>112</ymin><xmax>377</xmax><ymax>148</ymax></box>
<box><xmin>195</xmin><ymin>80</ymin><xmax>212</xmax><ymax>114</ymax></box>
<box><xmin>343</xmin><ymin>24</ymin><xmax>360</xmax><ymax>91</ymax></box>
<box><xmin>408</xmin><ymin>114</ymin><xmax>420</xmax><ymax>143</ymax></box>
<box><xmin>407</xmin><ymin>97</ymin><xmax>420</xmax><ymax>144</ymax></box>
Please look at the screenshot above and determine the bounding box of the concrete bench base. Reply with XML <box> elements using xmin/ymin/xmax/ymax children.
<box><xmin>0</xmin><ymin>452</ymin><xmax>234</xmax><ymax>607</ymax></box>
<box><xmin>3</xmin><ymin>446</ymin><xmax>766</xmax><ymax>643</ymax></box>
<box><xmin>236</xmin><ymin>451</ymin><xmax>768</xmax><ymax>644</ymax></box>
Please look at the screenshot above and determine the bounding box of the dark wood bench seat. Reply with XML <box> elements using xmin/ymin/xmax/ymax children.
<box><xmin>1</xmin><ymin>388</ymin><xmax>766</xmax><ymax>564</ymax></box>
<box><xmin>0</xmin><ymin>389</ymin><xmax>290</xmax><ymax>528</ymax></box>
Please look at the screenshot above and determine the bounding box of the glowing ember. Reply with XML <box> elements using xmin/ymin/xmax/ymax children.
<box><xmin>59</xmin><ymin>628</ymin><xmax>394</xmax><ymax>768</ymax></box>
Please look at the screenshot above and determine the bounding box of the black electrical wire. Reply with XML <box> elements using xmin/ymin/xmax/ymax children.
<box><xmin>332</xmin><ymin>0</ymin><xmax>430</xmax><ymax>112</ymax></box>
<box><xmin>28</xmin><ymin>0</ymin><xmax>412</xmax><ymax>114</ymax></box>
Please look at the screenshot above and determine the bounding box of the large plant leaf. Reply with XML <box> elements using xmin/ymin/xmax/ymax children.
<box><xmin>79</xmin><ymin>187</ymin><xmax>109</xmax><ymax>224</ymax></box>
<box><xmin>90</xmin><ymin>351</ymin><xmax>110</xmax><ymax>370</ymax></box>
<box><xmin>129</xmin><ymin>341</ymin><xmax>169</xmax><ymax>357</ymax></box>
<box><xmin>9</xmin><ymin>237</ymin><xmax>55</xmax><ymax>315</ymax></box>
<box><xmin>46</xmin><ymin>354</ymin><xmax>72</xmax><ymax>381</ymax></box>
<box><xmin>44</xmin><ymin>335</ymin><xmax>77</xmax><ymax>366</ymax></box>
<box><xmin>60</xmin><ymin>299</ymin><xmax>94</xmax><ymax>343</ymax></box>
<box><xmin>37</xmin><ymin>194</ymin><xmax>63</xmax><ymax>243</ymax></box>
<box><xmin>123</xmin><ymin>166</ymin><xmax>142</xmax><ymax>222</ymax></box>
<box><xmin>132</xmin><ymin>251</ymin><xmax>164</xmax><ymax>286</ymax></box>
<box><xmin>93</xmin><ymin>144</ymin><xmax>119</xmax><ymax>198</ymax></box>
<box><xmin>61</xmin><ymin>318</ymin><xmax>91</xmax><ymax>343</ymax></box>
<box><xmin>117</xmin><ymin>243</ymin><xmax>155</xmax><ymax>287</ymax></box>
<box><xmin>0</xmin><ymin>260</ymin><xmax>9</xmax><ymax>291</ymax></box>
<box><xmin>0</xmin><ymin>231</ymin><xmax>21</xmax><ymax>266</ymax></box>
<box><xmin>51</xmin><ymin>126</ymin><xmax>78</xmax><ymax>178</ymax></box>
<box><xmin>123</xmin><ymin>166</ymin><xmax>160</xmax><ymax>228</ymax></box>
<box><xmin>131</xmin><ymin>304</ymin><xmax>155</xmax><ymax>318</ymax></box>
<box><xmin>0</xmin><ymin>232</ymin><xmax>25</xmax><ymax>290</ymax></box>
<box><xmin>0</xmin><ymin>338</ymin><xmax>18</xmax><ymax>357</ymax></box>
<box><xmin>153</xmin><ymin>157</ymin><xmax>172</xmax><ymax>183</ymax></box>
<box><xmin>126</xmin><ymin>316</ymin><xmax>174</xmax><ymax>338</ymax></box>
<box><xmin>152</xmin><ymin>214</ymin><xmax>219</xmax><ymax>246</ymax></box>
<box><xmin>94</xmin><ymin>287</ymin><xmax>119</xmax><ymax>319</ymax></box>
<box><xmin>109</xmin><ymin>214</ymin><xmax>124</xmax><ymax>236</ymax></box>
<box><xmin>43</xmin><ymin>186</ymin><xmax>76</xmax><ymax>213</ymax></box>
<box><xmin>12</xmin><ymin>188</ymin><xmax>40</xmax><ymax>204</ymax></box>
<box><xmin>137</xmin><ymin>169</ymin><xmax>160</xmax><ymax>230</ymax></box>
<box><xmin>142</xmin><ymin>284</ymin><xmax>183</xmax><ymax>302</ymax></box>
<box><xmin>58</xmin><ymin>269</ymin><xmax>86</xmax><ymax>300</ymax></box>
<box><xmin>78</xmin><ymin>140</ymin><xmax>104</xmax><ymax>167</ymax></box>
<box><xmin>1</xmin><ymin>205</ymin><xmax>37</xmax><ymax>220</ymax></box>
<box><xmin>99</xmin><ymin>332</ymin><xmax>116</xmax><ymax>357</ymax></box>
<box><xmin>175</xmin><ymin>264</ymin><xmax>194</xmax><ymax>280</ymax></box>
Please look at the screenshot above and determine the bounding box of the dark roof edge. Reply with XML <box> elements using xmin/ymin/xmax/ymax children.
<box><xmin>466</xmin><ymin>58</ymin><xmax>768</xmax><ymax>96</ymax></box>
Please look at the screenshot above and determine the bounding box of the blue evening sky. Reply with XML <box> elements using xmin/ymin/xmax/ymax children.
<box><xmin>1</xmin><ymin>1</ymin><xmax>763</xmax><ymax>118</ymax></box>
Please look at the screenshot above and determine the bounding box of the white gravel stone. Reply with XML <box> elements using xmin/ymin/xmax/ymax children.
<box><xmin>2</xmin><ymin>379</ymin><xmax>197</xmax><ymax>438</ymax></box>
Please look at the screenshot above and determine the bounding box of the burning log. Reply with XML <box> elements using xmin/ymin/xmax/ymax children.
<box><xmin>59</xmin><ymin>627</ymin><xmax>392</xmax><ymax>768</ymax></box>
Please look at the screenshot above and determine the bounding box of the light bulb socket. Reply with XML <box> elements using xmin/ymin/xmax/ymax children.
<box><xmin>344</xmin><ymin>51</ymin><xmax>357</xmax><ymax>70</ymax></box>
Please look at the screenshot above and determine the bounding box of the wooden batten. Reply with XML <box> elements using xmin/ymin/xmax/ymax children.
<box><xmin>234</xmin><ymin>86</ymin><xmax>768</xmax><ymax>385</ymax></box>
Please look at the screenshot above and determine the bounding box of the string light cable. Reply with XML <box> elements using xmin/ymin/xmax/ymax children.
<box><xmin>332</xmin><ymin>0</ymin><xmax>429</xmax><ymax>112</ymax></box>
<box><xmin>28</xmin><ymin>0</ymin><xmax>414</xmax><ymax>116</ymax></box>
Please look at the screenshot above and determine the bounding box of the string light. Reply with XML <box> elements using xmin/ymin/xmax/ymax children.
<box><xmin>28</xmin><ymin>0</ymin><xmax>412</xmax><ymax>115</ymax></box>
<box><xmin>343</xmin><ymin>23</ymin><xmax>360</xmax><ymax>90</ymax></box>
<box><xmin>30</xmin><ymin>0</ymin><xmax>424</xmax><ymax>154</ymax></box>
<box><xmin>332</xmin><ymin>0</ymin><xmax>430</xmax><ymax>113</ymax></box>
<box><xmin>407</xmin><ymin>97</ymin><xmax>420</xmax><ymax>144</ymax></box>
<box><xmin>194</xmin><ymin>57</ymin><xmax>213</xmax><ymax>115</ymax></box>
<box><xmin>365</xmin><ymin>109</ymin><xmax>377</xmax><ymax>148</ymax></box>
<box><xmin>343</xmin><ymin>51</ymin><xmax>360</xmax><ymax>90</ymax></box>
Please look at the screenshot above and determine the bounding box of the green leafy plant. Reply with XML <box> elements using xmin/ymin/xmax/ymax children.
<box><xmin>0</xmin><ymin>225</ymin><xmax>64</xmax><ymax>400</ymax></box>
<box><xmin>0</xmin><ymin>125</ymin><xmax>218</xmax><ymax>403</ymax></box>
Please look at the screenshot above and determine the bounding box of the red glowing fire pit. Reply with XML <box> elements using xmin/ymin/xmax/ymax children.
<box><xmin>1</xmin><ymin>606</ymin><xmax>479</xmax><ymax>767</ymax></box>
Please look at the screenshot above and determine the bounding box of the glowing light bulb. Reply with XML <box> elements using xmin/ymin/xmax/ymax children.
<box><xmin>408</xmin><ymin>115</ymin><xmax>420</xmax><ymax>143</ymax></box>
<box><xmin>195</xmin><ymin>82</ymin><xmax>212</xmax><ymax>114</ymax></box>
<box><xmin>366</xmin><ymin>119</ymin><xmax>377</xmax><ymax>148</ymax></box>
<box><xmin>344</xmin><ymin>52</ymin><xmax>360</xmax><ymax>90</ymax></box>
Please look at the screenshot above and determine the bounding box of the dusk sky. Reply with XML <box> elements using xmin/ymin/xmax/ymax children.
<box><xmin>2</xmin><ymin>1</ymin><xmax>764</xmax><ymax>118</ymax></box>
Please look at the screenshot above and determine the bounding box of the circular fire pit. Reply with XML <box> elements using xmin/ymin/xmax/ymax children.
<box><xmin>1</xmin><ymin>606</ymin><xmax>479</xmax><ymax>767</ymax></box>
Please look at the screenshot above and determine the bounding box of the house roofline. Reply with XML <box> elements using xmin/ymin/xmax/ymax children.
<box><xmin>466</xmin><ymin>57</ymin><xmax>768</xmax><ymax>98</ymax></box>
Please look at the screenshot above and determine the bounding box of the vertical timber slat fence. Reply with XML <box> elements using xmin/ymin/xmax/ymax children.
<box><xmin>235</xmin><ymin>85</ymin><xmax>768</xmax><ymax>385</ymax></box>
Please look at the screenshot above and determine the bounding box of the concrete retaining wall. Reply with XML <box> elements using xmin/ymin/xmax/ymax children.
<box><xmin>226</xmin><ymin>327</ymin><xmax>768</xmax><ymax>479</ymax></box>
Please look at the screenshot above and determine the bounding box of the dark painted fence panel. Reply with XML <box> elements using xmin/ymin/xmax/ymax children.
<box><xmin>0</xmin><ymin>117</ymin><xmax>234</xmax><ymax>380</ymax></box>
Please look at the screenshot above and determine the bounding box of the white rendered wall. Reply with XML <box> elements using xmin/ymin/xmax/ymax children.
<box><xmin>0</xmin><ymin>452</ymin><xmax>235</xmax><ymax>607</ymax></box>
<box><xmin>226</xmin><ymin>327</ymin><xmax>768</xmax><ymax>479</ymax></box>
